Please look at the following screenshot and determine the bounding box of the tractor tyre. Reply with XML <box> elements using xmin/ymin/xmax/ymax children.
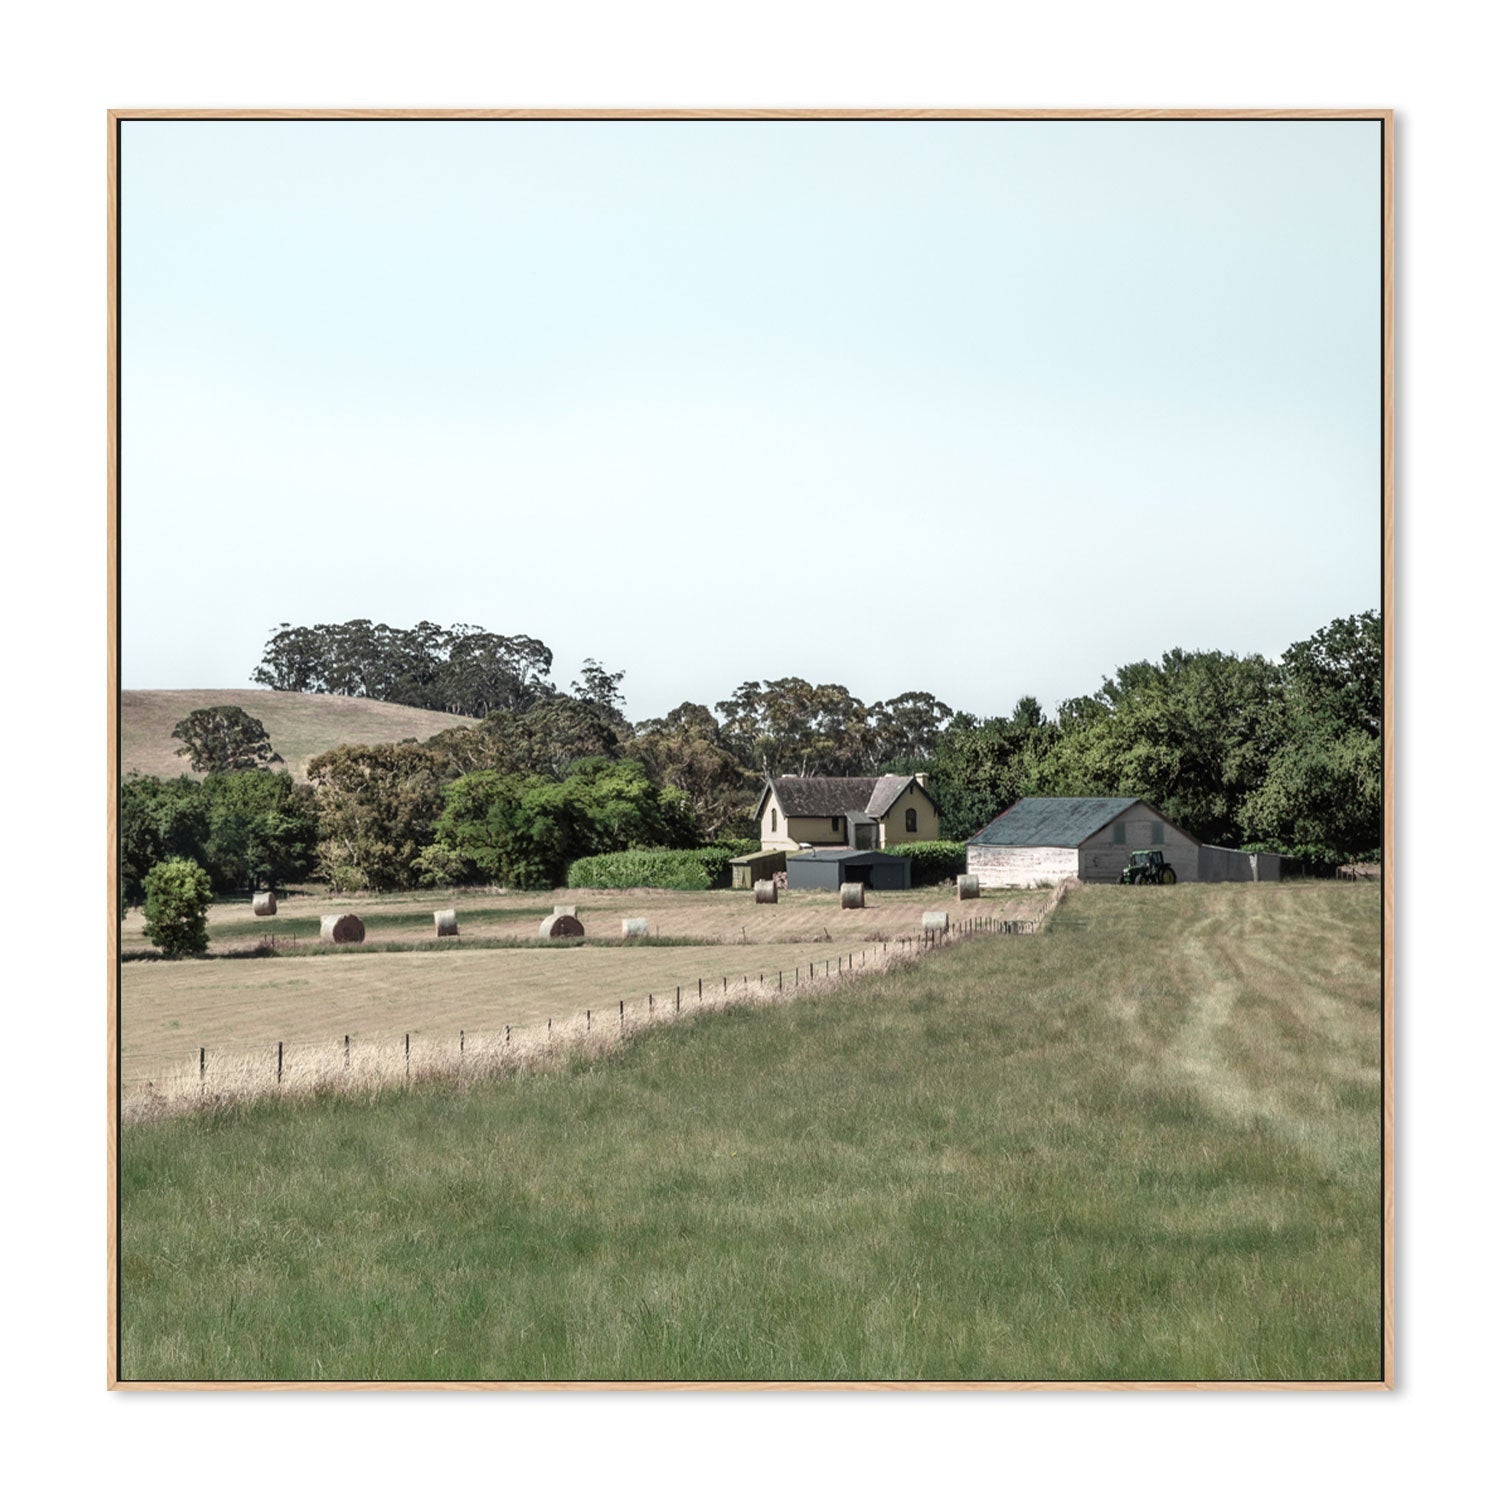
<box><xmin>1160</xmin><ymin>866</ymin><xmax>1177</xmax><ymax>885</ymax></box>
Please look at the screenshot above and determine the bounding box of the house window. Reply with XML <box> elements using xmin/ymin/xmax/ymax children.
<box><xmin>770</xmin><ymin>808</ymin><xmax>777</xmax><ymax>833</ymax></box>
<box><xmin>832</xmin><ymin>817</ymin><xmax>841</xmax><ymax>833</ymax></box>
<box><xmin>1150</xmin><ymin>821</ymin><xmax>1164</xmax><ymax>845</ymax></box>
<box><xmin>1112</xmin><ymin>823</ymin><xmax>1126</xmax><ymax>844</ymax></box>
<box><xmin>905</xmin><ymin>807</ymin><xmax>918</xmax><ymax>833</ymax></box>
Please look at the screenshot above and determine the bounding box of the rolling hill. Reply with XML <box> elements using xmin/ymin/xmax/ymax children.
<box><xmin>120</xmin><ymin>689</ymin><xmax>478</xmax><ymax>781</ymax></box>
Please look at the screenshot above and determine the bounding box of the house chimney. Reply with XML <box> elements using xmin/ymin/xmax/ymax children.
<box><xmin>914</xmin><ymin>773</ymin><xmax>928</xmax><ymax>788</ymax></box>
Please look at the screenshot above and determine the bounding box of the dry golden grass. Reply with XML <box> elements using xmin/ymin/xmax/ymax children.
<box><xmin>125</xmin><ymin>940</ymin><xmax>929</xmax><ymax>1121</ymax></box>
<box><xmin>121</xmin><ymin>885</ymin><xmax>1045</xmax><ymax>1096</ymax></box>
<box><xmin>120</xmin><ymin>688</ymin><xmax>476</xmax><ymax>780</ymax></box>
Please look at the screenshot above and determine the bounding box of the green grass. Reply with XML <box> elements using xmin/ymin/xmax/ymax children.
<box><xmin>119</xmin><ymin>882</ymin><xmax>1382</xmax><ymax>1383</ymax></box>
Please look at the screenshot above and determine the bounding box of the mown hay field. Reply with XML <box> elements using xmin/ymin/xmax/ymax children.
<box><xmin>119</xmin><ymin>882</ymin><xmax>1381</xmax><ymax>1383</ymax></box>
<box><xmin>121</xmin><ymin>886</ymin><xmax>1045</xmax><ymax>1094</ymax></box>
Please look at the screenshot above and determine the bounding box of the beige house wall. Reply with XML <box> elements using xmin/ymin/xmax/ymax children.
<box><xmin>878</xmin><ymin>785</ymin><xmax>941</xmax><ymax>846</ymax></box>
<box><xmin>758</xmin><ymin>791</ymin><xmax>796</xmax><ymax>850</ymax></box>
<box><xmin>759</xmin><ymin>793</ymin><xmax>854</xmax><ymax>850</ymax></box>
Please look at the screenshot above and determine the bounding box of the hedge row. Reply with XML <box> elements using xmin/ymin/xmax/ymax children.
<box><xmin>891</xmin><ymin>840</ymin><xmax>970</xmax><ymax>885</ymax></box>
<box><xmin>565</xmin><ymin>845</ymin><xmax>748</xmax><ymax>891</ymax></box>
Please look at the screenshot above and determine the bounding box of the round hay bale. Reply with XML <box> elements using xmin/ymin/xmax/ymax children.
<box><xmin>553</xmin><ymin>904</ymin><xmax>578</xmax><ymax>917</ymax></box>
<box><xmin>434</xmin><ymin>909</ymin><xmax>459</xmax><ymax>937</ymax></box>
<box><xmin>320</xmin><ymin>913</ymin><xmax>365</xmax><ymax>944</ymax></box>
<box><xmin>539</xmin><ymin>913</ymin><xmax>585</xmax><ymax>940</ymax></box>
<box><xmin>251</xmin><ymin>891</ymin><xmax>277</xmax><ymax>917</ymax></box>
<box><xmin>753</xmin><ymin>879</ymin><xmax>778</xmax><ymax>904</ymax></box>
<box><xmin>921</xmin><ymin>911</ymin><xmax>949</xmax><ymax>933</ymax></box>
<box><xmin>956</xmin><ymin>873</ymin><xmax>979</xmax><ymax>900</ymax></box>
<box><xmin>839</xmin><ymin>882</ymin><xmax>865</xmax><ymax>909</ymax></box>
<box><xmin>621</xmin><ymin>918</ymin><xmax>649</xmax><ymax>939</ymax></box>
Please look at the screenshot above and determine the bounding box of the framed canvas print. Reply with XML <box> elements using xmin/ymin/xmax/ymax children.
<box><xmin>109</xmin><ymin>109</ymin><xmax>1393</xmax><ymax>1389</ymax></box>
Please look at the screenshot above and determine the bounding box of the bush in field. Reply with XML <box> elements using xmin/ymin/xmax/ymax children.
<box><xmin>142</xmin><ymin>857</ymin><xmax>213</xmax><ymax>957</ymax></box>
<box><xmin>566</xmin><ymin>845</ymin><xmax>746</xmax><ymax>890</ymax></box>
<box><xmin>890</xmin><ymin>840</ymin><xmax>970</xmax><ymax>885</ymax></box>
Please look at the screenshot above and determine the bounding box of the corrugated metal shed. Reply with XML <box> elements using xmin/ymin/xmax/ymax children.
<box><xmin>785</xmin><ymin>849</ymin><xmax>912</xmax><ymax>890</ymax></box>
<box><xmin>969</xmin><ymin>797</ymin><xmax>1142</xmax><ymax>848</ymax></box>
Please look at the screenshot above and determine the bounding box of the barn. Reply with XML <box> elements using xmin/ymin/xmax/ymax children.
<box><xmin>966</xmin><ymin>797</ymin><xmax>1201</xmax><ymax>887</ymax></box>
<box><xmin>785</xmin><ymin>849</ymin><xmax>913</xmax><ymax>891</ymax></box>
<box><xmin>966</xmin><ymin>798</ymin><xmax>1281</xmax><ymax>886</ymax></box>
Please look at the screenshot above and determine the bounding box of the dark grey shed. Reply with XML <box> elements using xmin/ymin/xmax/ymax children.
<box><xmin>785</xmin><ymin>849</ymin><xmax>912</xmax><ymax>891</ymax></box>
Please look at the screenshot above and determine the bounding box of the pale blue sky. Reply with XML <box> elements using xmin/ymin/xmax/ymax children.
<box><xmin>121</xmin><ymin>119</ymin><xmax>1381</xmax><ymax>721</ymax></box>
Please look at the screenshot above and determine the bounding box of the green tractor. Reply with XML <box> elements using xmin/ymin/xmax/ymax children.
<box><xmin>1119</xmin><ymin>849</ymin><xmax>1178</xmax><ymax>885</ymax></box>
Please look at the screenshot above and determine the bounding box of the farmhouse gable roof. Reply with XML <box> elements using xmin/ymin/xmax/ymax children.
<box><xmin>761</xmin><ymin>774</ymin><xmax>931</xmax><ymax>819</ymax></box>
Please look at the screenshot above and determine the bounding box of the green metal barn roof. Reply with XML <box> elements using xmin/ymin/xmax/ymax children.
<box><xmin>968</xmin><ymin>797</ymin><xmax>1142</xmax><ymax>847</ymax></box>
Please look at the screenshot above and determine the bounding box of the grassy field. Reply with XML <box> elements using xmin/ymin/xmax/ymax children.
<box><xmin>120</xmin><ymin>688</ymin><xmax>476</xmax><ymax>780</ymax></box>
<box><xmin>119</xmin><ymin>882</ymin><xmax>1381</xmax><ymax>1383</ymax></box>
<box><xmin>121</xmin><ymin>886</ymin><xmax>1042</xmax><ymax>1093</ymax></box>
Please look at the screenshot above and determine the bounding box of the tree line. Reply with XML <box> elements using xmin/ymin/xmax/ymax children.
<box><xmin>120</xmin><ymin>609</ymin><xmax>1381</xmax><ymax>905</ymax></box>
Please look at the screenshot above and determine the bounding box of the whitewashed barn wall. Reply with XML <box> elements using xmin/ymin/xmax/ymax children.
<box><xmin>1078</xmin><ymin>813</ymin><xmax>1201</xmax><ymax>883</ymax></box>
<box><xmin>967</xmin><ymin>845</ymin><xmax>1080</xmax><ymax>888</ymax></box>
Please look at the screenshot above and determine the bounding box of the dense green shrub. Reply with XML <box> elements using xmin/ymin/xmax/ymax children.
<box><xmin>424</xmin><ymin>759</ymin><xmax>701</xmax><ymax>890</ymax></box>
<box><xmin>121</xmin><ymin>775</ymin><xmax>209</xmax><ymax>905</ymax></box>
<box><xmin>889</xmin><ymin>840</ymin><xmax>969</xmax><ymax>885</ymax></box>
<box><xmin>142</xmin><ymin>857</ymin><xmax>213</xmax><ymax>957</ymax></box>
<box><xmin>713</xmin><ymin>837</ymin><xmax>761</xmax><ymax>857</ymax></box>
<box><xmin>566</xmin><ymin>844</ymin><xmax>746</xmax><ymax>890</ymax></box>
<box><xmin>121</xmin><ymin>770</ymin><xmax>318</xmax><ymax>902</ymax></box>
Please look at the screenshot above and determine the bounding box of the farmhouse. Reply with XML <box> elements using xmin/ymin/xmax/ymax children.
<box><xmin>756</xmin><ymin>774</ymin><xmax>940</xmax><ymax>852</ymax></box>
<box><xmin>967</xmin><ymin>797</ymin><xmax>1281</xmax><ymax>886</ymax></box>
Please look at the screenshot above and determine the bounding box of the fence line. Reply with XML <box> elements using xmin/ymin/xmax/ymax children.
<box><xmin>128</xmin><ymin>907</ymin><xmax>1050</xmax><ymax>1121</ymax></box>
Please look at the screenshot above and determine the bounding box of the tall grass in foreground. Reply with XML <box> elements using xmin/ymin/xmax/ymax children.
<box><xmin>120</xmin><ymin>883</ymin><xmax>1381</xmax><ymax>1383</ymax></box>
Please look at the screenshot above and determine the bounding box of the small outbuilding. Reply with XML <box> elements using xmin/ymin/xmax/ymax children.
<box><xmin>785</xmin><ymin>848</ymin><xmax>913</xmax><ymax>892</ymax></box>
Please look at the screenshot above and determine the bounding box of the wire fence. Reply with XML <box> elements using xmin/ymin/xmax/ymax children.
<box><xmin>127</xmin><ymin>909</ymin><xmax>1050</xmax><ymax>1121</ymax></box>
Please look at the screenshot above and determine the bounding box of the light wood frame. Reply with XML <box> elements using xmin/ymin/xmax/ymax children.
<box><xmin>107</xmin><ymin>107</ymin><xmax>1395</xmax><ymax>1391</ymax></box>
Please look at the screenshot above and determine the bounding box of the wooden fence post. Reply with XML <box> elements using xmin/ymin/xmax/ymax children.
<box><xmin>277</xmin><ymin>1041</ymin><xmax>283</xmax><ymax>1085</ymax></box>
<box><xmin>405</xmin><ymin>1033</ymin><xmax>410</xmax><ymax>1078</ymax></box>
<box><xmin>344</xmin><ymin>1034</ymin><xmax>350</xmax><ymax>1070</ymax></box>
